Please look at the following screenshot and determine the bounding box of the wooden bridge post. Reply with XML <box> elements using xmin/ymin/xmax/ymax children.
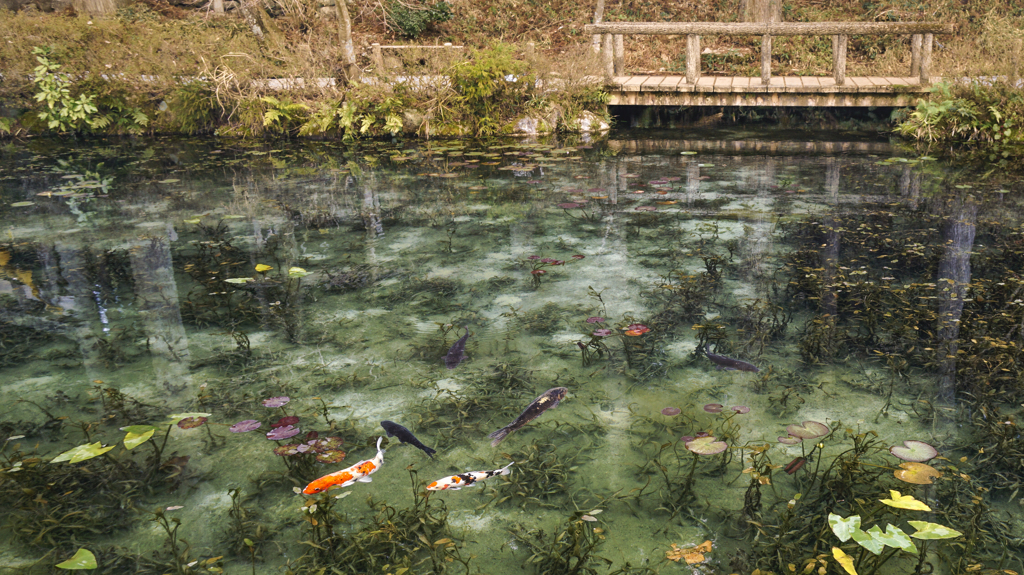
<box><xmin>920</xmin><ymin>33</ymin><xmax>933</xmax><ymax>84</ymax></box>
<box><xmin>761</xmin><ymin>34</ymin><xmax>772</xmax><ymax>85</ymax></box>
<box><xmin>687</xmin><ymin>34</ymin><xmax>700</xmax><ymax>84</ymax></box>
<box><xmin>832</xmin><ymin>34</ymin><xmax>847</xmax><ymax>85</ymax></box>
<box><xmin>910</xmin><ymin>34</ymin><xmax>922</xmax><ymax>77</ymax></box>
<box><xmin>602</xmin><ymin>33</ymin><xmax>615</xmax><ymax>78</ymax></box>
<box><xmin>613</xmin><ymin>34</ymin><xmax>624</xmax><ymax>75</ymax></box>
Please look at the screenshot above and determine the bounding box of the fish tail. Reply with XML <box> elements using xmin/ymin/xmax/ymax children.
<box><xmin>376</xmin><ymin>436</ymin><xmax>384</xmax><ymax>452</ymax></box>
<box><xmin>488</xmin><ymin>426</ymin><xmax>511</xmax><ymax>447</ymax></box>
<box><xmin>499</xmin><ymin>461</ymin><xmax>514</xmax><ymax>475</ymax></box>
<box><xmin>423</xmin><ymin>445</ymin><xmax>437</xmax><ymax>458</ymax></box>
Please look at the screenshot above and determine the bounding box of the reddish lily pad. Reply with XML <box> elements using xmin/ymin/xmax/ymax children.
<box><xmin>889</xmin><ymin>440</ymin><xmax>938</xmax><ymax>462</ymax></box>
<box><xmin>230</xmin><ymin>420</ymin><xmax>262</xmax><ymax>433</ymax></box>
<box><xmin>271</xmin><ymin>416</ymin><xmax>300</xmax><ymax>429</ymax></box>
<box><xmin>262</xmin><ymin>396</ymin><xmax>290</xmax><ymax>408</ymax></box>
<box><xmin>267</xmin><ymin>425</ymin><xmax>301</xmax><ymax>440</ymax></box>
<box><xmin>661</xmin><ymin>407</ymin><xmax>681</xmax><ymax>417</ymax></box>
<box><xmin>778</xmin><ymin>435</ymin><xmax>802</xmax><ymax>445</ymax></box>
<box><xmin>177</xmin><ymin>417</ymin><xmax>208</xmax><ymax>429</ymax></box>
<box><xmin>703</xmin><ymin>403</ymin><xmax>723</xmax><ymax>413</ymax></box>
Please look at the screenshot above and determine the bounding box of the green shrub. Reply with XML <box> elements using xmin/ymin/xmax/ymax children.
<box><xmin>31</xmin><ymin>46</ymin><xmax>98</xmax><ymax>134</ymax></box>
<box><xmin>447</xmin><ymin>44</ymin><xmax>535</xmax><ymax>135</ymax></box>
<box><xmin>387</xmin><ymin>0</ymin><xmax>453</xmax><ymax>38</ymax></box>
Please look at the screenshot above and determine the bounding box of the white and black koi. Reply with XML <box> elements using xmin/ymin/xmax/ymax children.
<box><xmin>426</xmin><ymin>462</ymin><xmax>514</xmax><ymax>491</ymax></box>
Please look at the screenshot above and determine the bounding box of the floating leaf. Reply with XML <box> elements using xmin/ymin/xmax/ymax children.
<box><xmin>880</xmin><ymin>490</ymin><xmax>931</xmax><ymax>511</ymax></box>
<box><xmin>121</xmin><ymin>425</ymin><xmax>157</xmax><ymax>450</ymax></box>
<box><xmin>828</xmin><ymin>514</ymin><xmax>861</xmax><ymax>542</ymax></box>
<box><xmin>894</xmin><ymin>462</ymin><xmax>941</xmax><ymax>484</ymax></box>
<box><xmin>157</xmin><ymin>179</ymin><xmax>180</xmax><ymax>184</ymax></box>
<box><xmin>224</xmin><ymin>278</ymin><xmax>254</xmax><ymax>284</ymax></box>
<box><xmin>852</xmin><ymin>527</ymin><xmax>884</xmax><ymax>555</ymax></box>
<box><xmin>908</xmin><ymin>521</ymin><xmax>963</xmax><ymax>540</ymax></box>
<box><xmin>787</xmin><ymin>421</ymin><xmax>830</xmax><ymax>439</ymax></box>
<box><xmin>832</xmin><ymin>547</ymin><xmax>858</xmax><ymax>575</ymax></box>
<box><xmin>52</xmin><ymin>442</ymin><xmax>115</xmax><ymax>464</ymax></box>
<box><xmin>889</xmin><ymin>440</ymin><xmax>938</xmax><ymax>462</ymax></box>
<box><xmin>11</xmin><ymin>201</ymin><xmax>34</xmax><ymax>207</ymax></box>
<box><xmin>255</xmin><ymin>264</ymin><xmax>273</xmax><ymax>272</ymax></box>
<box><xmin>288</xmin><ymin>267</ymin><xmax>311</xmax><ymax>277</ymax></box>
<box><xmin>167</xmin><ymin>412</ymin><xmax>212</xmax><ymax>425</ymax></box>
<box><xmin>684</xmin><ymin>436</ymin><xmax>728</xmax><ymax>455</ymax></box>
<box><xmin>56</xmin><ymin>548</ymin><xmax>97</xmax><ymax>569</ymax></box>
<box><xmin>183</xmin><ymin>218</ymin><xmax>201</xmax><ymax>224</ymax></box>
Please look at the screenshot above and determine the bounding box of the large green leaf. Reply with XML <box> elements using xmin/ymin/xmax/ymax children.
<box><xmin>166</xmin><ymin>412</ymin><xmax>212</xmax><ymax>424</ymax></box>
<box><xmin>874</xmin><ymin>525</ymin><xmax>918</xmax><ymax>554</ymax></box>
<box><xmin>120</xmin><ymin>425</ymin><xmax>158</xmax><ymax>450</ymax></box>
<box><xmin>828</xmin><ymin>513</ymin><xmax>861</xmax><ymax>542</ymax></box>
<box><xmin>51</xmin><ymin>442</ymin><xmax>115</xmax><ymax>464</ymax></box>
<box><xmin>908</xmin><ymin>521</ymin><xmax>963</xmax><ymax>540</ymax></box>
<box><xmin>56</xmin><ymin>548</ymin><xmax>97</xmax><ymax>569</ymax></box>
<box><xmin>852</xmin><ymin>527</ymin><xmax>884</xmax><ymax>555</ymax></box>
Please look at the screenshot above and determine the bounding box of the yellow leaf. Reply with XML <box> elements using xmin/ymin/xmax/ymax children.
<box><xmin>255</xmin><ymin>264</ymin><xmax>272</xmax><ymax>272</ymax></box>
<box><xmin>879</xmin><ymin>490</ymin><xmax>932</xmax><ymax>511</ymax></box>
<box><xmin>832</xmin><ymin>547</ymin><xmax>858</xmax><ymax>575</ymax></box>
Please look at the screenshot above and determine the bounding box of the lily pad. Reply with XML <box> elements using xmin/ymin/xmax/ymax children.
<box><xmin>167</xmin><ymin>412</ymin><xmax>212</xmax><ymax>424</ymax></box>
<box><xmin>56</xmin><ymin>548</ymin><xmax>97</xmax><ymax>569</ymax></box>
<box><xmin>288</xmin><ymin>267</ymin><xmax>311</xmax><ymax>277</ymax></box>
<box><xmin>10</xmin><ymin>201</ymin><xmax>34</xmax><ymax>207</ymax></box>
<box><xmin>786</xmin><ymin>421</ymin><xmax>830</xmax><ymax>439</ymax></box>
<box><xmin>889</xmin><ymin>440</ymin><xmax>938</xmax><ymax>462</ymax></box>
<box><xmin>224</xmin><ymin>278</ymin><xmax>254</xmax><ymax>284</ymax></box>
<box><xmin>908</xmin><ymin>521</ymin><xmax>963</xmax><ymax>540</ymax></box>
<box><xmin>894</xmin><ymin>462</ymin><xmax>941</xmax><ymax>485</ymax></box>
<box><xmin>52</xmin><ymin>442</ymin><xmax>115</xmax><ymax>464</ymax></box>
<box><xmin>255</xmin><ymin>264</ymin><xmax>273</xmax><ymax>272</ymax></box>
<box><xmin>684</xmin><ymin>436</ymin><xmax>728</xmax><ymax>455</ymax></box>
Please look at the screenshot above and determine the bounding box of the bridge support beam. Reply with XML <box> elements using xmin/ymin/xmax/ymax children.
<box><xmin>760</xmin><ymin>34</ymin><xmax>772</xmax><ymax>85</ymax></box>
<box><xmin>832</xmin><ymin>34</ymin><xmax>847</xmax><ymax>85</ymax></box>
<box><xmin>687</xmin><ymin>35</ymin><xmax>700</xmax><ymax>84</ymax></box>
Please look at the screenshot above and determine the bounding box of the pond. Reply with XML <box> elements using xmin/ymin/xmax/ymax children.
<box><xmin>1</xmin><ymin>129</ymin><xmax>1022</xmax><ymax>575</ymax></box>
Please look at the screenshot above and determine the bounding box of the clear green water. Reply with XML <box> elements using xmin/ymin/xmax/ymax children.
<box><xmin>1</xmin><ymin>131</ymin><xmax>1022</xmax><ymax>575</ymax></box>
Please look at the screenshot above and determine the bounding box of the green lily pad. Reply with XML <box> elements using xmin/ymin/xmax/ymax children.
<box><xmin>908</xmin><ymin>521</ymin><xmax>962</xmax><ymax>540</ymax></box>
<box><xmin>121</xmin><ymin>425</ymin><xmax>158</xmax><ymax>450</ymax></box>
<box><xmin>10</xmin><ymin>201</ymin><xmax>34</xmax><ymax>207</ymax></box>
<box><xmin>52</xmin><ymin>442</ymin><xmax>115</xmax><ymax>464</ymax></box>
<box><xmin>157</xmin><ymin>179</ymin><xmax>180</xmax><ymax>184</ymax></box>
<box><xmin>56</xmin><ymin>548</ymin><xmax>97</xmax><ymax>569</ymax></box>
<box><xmin>288</xmin><ymin>267</ymin><xmax>311</xmax><ymax>278</ymax></box>
<box><xmin>183</xmin><ymin>219</ymin><xmax>201</xmax><ymax>224</ymax></box>
<box><xmin>167</xmin><ymin>412</ymin><xmax>212</xmax><ymax>425</ymax></box>
<box><xmin>680</xmin><ymin>151</ymin><xmax>697</xmax><ymax>155</ymax></box>
<box><xmin>224</xmin><ymin>278</ymin><xmax>254</xmax><ymax>284</ymax></box>
<box><xmin>828</xmin><ymin>513</ymin><xmax>860</xmax><ymax>542</ymax></box>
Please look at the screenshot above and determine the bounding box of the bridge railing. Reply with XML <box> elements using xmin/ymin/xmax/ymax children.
<box><xmin>583</xmin><ymin>22</ymin><xmax>953</xmax><ymax>86</ymax></box>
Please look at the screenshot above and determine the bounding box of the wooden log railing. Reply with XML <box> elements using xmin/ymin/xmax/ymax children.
<box><xmin>583</xmin><ymin>22</ymin><xmax>953</xmax><ymax>86</ymax></box>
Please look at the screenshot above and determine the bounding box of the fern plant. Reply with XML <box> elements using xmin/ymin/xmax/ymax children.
<box><xmin>261</xmin><ymin>96</ymin><xmax>310</xmax><ymax>137</ymax></box>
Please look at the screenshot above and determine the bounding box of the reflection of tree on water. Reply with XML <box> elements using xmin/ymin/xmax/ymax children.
<box><xmin>936</xmin><ymin>194</ymin><xmax>977</xmax><ymax>404</ymax></box>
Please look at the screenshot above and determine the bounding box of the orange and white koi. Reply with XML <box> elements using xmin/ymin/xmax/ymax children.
<box><xmin>302</xmin><ymin>437</ymin><xmax>385</xmax><ymax>495</ymax></box>
<box><xmin>426</xmin><ymin>462</ymin><xmax>514</xmax><ymax>491</ymax></box>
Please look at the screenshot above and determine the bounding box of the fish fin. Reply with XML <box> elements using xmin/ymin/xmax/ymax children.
<box><xmin>376</xmin><ymin>436</ymin><xmax>384</xmax><ymax>451</ymax></box>
<box><xmin>488</xmin><ymin>427</ymin><xmax>510</xmax><ymax>447</ymax></box>
<box><xmin>357</xmin><ymin>476</ymin><xmax>373</xmax><ymax>483</ymax></box>
<box><xmin>500</xmin><ymin>461</ymin><xmax>515</xmax><ymax>475</ymax></box>
<box><xmin>340</xmin><ymin>480</ymin><xmax>356</xmax><ymax>487</ymax></box>
<box><xmin>448</xmin><ymin>487</ymin><xmax>461</xmax><ymax>490</ymax></box>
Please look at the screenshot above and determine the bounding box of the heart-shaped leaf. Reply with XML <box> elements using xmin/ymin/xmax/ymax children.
<box><xmin>51</xmin><ymin>442</ymin><xmax>115</xmax><ymax>464</ymax></box>
<box><xmin>874</xmin><ymin>525</ymin><xmax>918</xmax><ymax>554</ymax></box>
<box><xmin>908</xmin><ymin>521</ymin><xmax>962</xmax><ymax>540</ymax></box>
<box><xmin>56</xmin><ymin>548</ymin><xmax>97</xmax><ymax>569</ymax></box>
<box><xmin>889</xmin><ymin>440</ymin><xmax>938</xmax><ymax>462</ymax></box>
<box><xmin>879</xmin><ymin>490</ymin><xmax>931</xmax><ymax>511</ymax></box>
<box><xmin>852</xmin><ymin>527</ymin><xmax>884</xmax><ymax>555</ymax></box>
<box><xmin>832</xmin><ymin>547</ymin><xmax>857</xmax><ymax>575</ymax></box>
<box><xmin>894</xmin><ymin>462</ymin><xmax>942</xmax><ymax>485</ymax></box>
<box><xmin>828</xmin><ymin>513</ymin><xmax>861</xmax><ymax>542</ymax></box>
<box><xmin>121</xmin><ymin>425</ymin><xmax>158</xmax><ymax>450</ymax></box>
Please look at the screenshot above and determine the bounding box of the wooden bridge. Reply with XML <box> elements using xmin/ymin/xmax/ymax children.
<box><xmin>584</xmin><ymin>21</ymin><xmax>954</xmax><ymax>107</ymax></box>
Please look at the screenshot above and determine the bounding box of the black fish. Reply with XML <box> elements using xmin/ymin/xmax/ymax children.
<box><xmin>488</xmin><ymin>387</ymin><xmax>568</xmax><ymax>447</ymax></box>
<box><xmin>705</xmin><ymin>342</ymin><xmax>759</xmax><ymax>372</ymax></box>
<box><xmin>380</xmin><ymin>421</ymin><xmax>436</xmax><ymax>458</ymax></box>
<box><xmin>444</xmin><ymin>327</ymin><xmax>470</xmax><ymax>369</ymax></box>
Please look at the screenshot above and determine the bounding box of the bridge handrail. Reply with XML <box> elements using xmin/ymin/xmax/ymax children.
<box><xmin>582</xmin><ymin>21</ymin><xmax>953</xmax><ymax>86</ymax></box>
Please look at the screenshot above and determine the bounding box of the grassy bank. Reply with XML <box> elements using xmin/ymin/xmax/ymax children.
<box><xmin>0</xmin><ymin>0</ymin><xmax>1022</xmax><ymax>142</ymax></box>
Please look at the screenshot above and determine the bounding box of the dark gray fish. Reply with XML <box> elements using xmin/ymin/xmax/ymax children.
<box><xmin>380</xmin><ymin>420</ymin><xmax>436</xmax><ymax>458</ymax></box>
<box><xmin>444</xmin><ymin>327</ymin><xmax>469</xmax><ymax>369</ymax></box>
<box><xmin>488</xmin><ymin>387</ymin><xmax>568</xmax><ymax>447</ymax></box>
<box><xmin>705</xmin><ymin>342</ymin><xmax>759</xmax><ymax>372</ymax></box>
